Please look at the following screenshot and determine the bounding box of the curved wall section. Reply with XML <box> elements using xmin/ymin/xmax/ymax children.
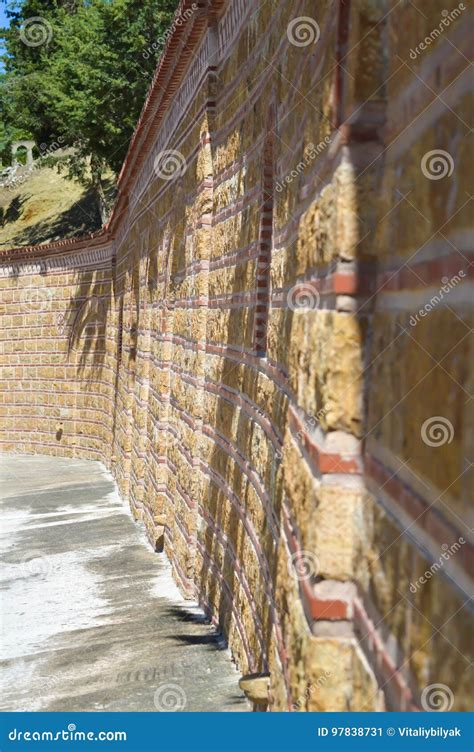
<box><xmin>0</xmin><ymin>0</ymin><xmax>472</xmax><ymax>712</ymax></box>
<box><xmin>0</xmin><ymin>237</ymin><xmax>116</xmax><ymax>461</ymax></box>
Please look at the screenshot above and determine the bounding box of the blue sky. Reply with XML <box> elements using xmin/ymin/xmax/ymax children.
<box><xmin>0</xmin><ymin>3</ymin><xmax>8</xmax><ymax>26</ymax></box>
<box><xmin>0</xmin><ymin>3</ymin><xmax>9</xmax><ymax>71</ymax></box>
<box><xmin>0</xmin><ymin>2</ymin><xmax>9</xmax><ymax>33</ymax></box>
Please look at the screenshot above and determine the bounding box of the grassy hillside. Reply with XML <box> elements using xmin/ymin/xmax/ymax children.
<box><xmin>0</xmin><ymin>162</ymin><xmax>104</xmax><ymax>249</ymax></box>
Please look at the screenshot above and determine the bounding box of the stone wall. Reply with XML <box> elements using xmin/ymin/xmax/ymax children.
<box><xmin>0</xmin><ymin>0</ymin><xmax>472</xmax><ymax>711</ymax></box>
<box><xmin>0</xmin><ymin>236</ymin><xmax>116</xmax><ymax>461</ymax></box>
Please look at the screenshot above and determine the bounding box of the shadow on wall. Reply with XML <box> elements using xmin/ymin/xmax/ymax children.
<box><xmin>98</xmin><ymin>0</ymin><xmax>389</xmax><ymax>697</ymax></box>
<box><xmin>60</xmin><ymin>0</ymin><xmax>472</xmax><ymax>710</ymax></box>
<box><xmin>66</xmin><ymin>279</ymin><xmax>110</xmax><ymax>374</ymax></box>
<box><xmin>189</xmin><ymin>1</ymin><xmax>386</xmax><ymax>692</ymax></box>
<box><xmin>54</xmin><ymin>241</ymin><xmax>117</xmax><ymax>461</ymax></box>
<box><xmin>197</xmin><ymin>129</ymin><xmax>285</xmax><ymax>675</ymax></box>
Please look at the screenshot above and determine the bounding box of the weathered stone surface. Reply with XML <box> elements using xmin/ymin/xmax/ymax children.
<box><xmin>0</xmin><ymin>0</ymin><xmax>472</xmax><ymax>713</ymax></box>
<box><xmin>239</xmin><ymin>674</ymin><xmax>270</xmax><ymax>704</ymax></box>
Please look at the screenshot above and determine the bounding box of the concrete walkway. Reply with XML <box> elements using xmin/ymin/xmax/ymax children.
<box><xmin>0</xmin><ymin>454</ymin><xmax>248</xmax><ymax>712</ymax></box>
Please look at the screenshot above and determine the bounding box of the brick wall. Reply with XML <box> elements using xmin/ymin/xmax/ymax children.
<box><xmin>0</xmin><ymin>237</ymin><xmax>116</xmax><ymax>460</ymax></box>
<box><xmin>0</xmin><ymin>0</ymin><xmax>472</xmax><ymax>711</ymax></box>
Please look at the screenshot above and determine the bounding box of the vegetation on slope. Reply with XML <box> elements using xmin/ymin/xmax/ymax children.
<box><xmin>1</xmin><ymin>0</ymin><xmax>179</xmax><ymax>229</ymax></box>
<box><xmin>0</xmin><ymin>158</ymin><xmax>111</xmax><ymax>248</ymax></box>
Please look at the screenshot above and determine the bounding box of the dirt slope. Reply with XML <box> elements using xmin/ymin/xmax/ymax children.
<box><xmin>0</xmin><ymin>163</ymin><xmax>103</xmax><ymax>249</ymax></box>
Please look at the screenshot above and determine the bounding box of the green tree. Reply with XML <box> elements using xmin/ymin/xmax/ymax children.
<box><xmin>1</xmin><ymin>0</ymin><xmax>178</xmax><ymax>219</ymax></box>
<box><xmin>0</xmin><ymin>80</ymin><xmax>31</xmax><ymax>165</ymax></box>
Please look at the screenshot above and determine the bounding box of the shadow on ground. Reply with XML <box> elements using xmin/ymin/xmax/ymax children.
<box><xmin>1</xmin><ymin>187</ymin><xmax>102</xmax><ymax>247</ymax></box>
<box><xmin>0</xmin><ymin>454</ymin><xmax>248</xmax><ymax>713</ymax></box>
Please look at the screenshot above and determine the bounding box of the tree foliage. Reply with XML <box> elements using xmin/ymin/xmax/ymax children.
<box><xmin>1</xmin><ymin>0</ymin><xmax>178</xmax><ymax>217</ymax></box>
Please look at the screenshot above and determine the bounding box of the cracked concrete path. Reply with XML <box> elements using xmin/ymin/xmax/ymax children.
<box><xmin>0</xmin><ymin>454</ymin><xmax>248</xmax><ymax>712</ymax></box>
